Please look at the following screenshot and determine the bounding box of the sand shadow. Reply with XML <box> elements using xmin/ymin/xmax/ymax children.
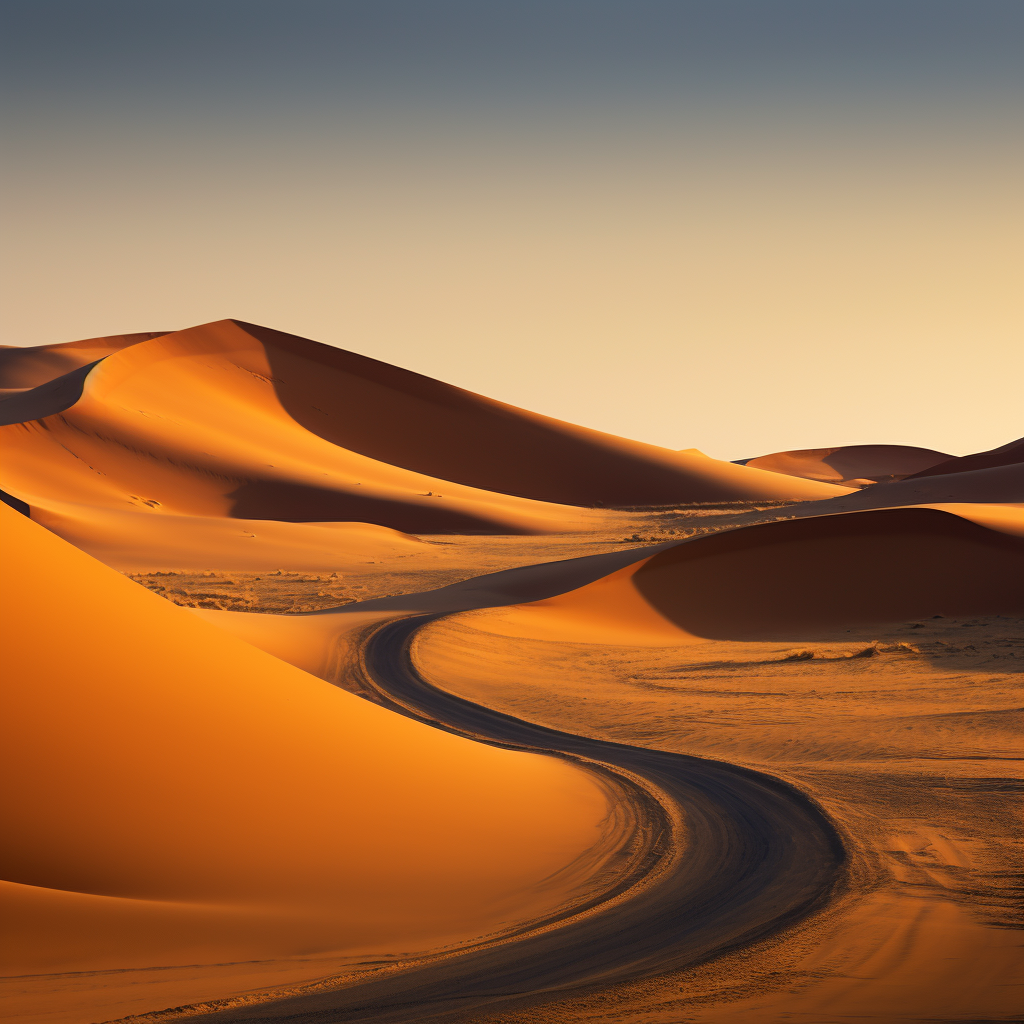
<box><xmin>632</xmin><ymin>507</ymin><xmax>1024</xmax><ymax>643</ymax></box>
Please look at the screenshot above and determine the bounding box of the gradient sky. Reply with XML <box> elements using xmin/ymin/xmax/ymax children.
<box><xmin>2</xmin><ymin>1</ymin><xmax>1021</xmax><ymax>459</ymax></box>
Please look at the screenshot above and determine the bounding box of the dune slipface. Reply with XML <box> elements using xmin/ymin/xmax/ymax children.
<box><xmin>0</xmin><ymin>504</ymin><xmax>617</xmax><ymax>1018</ymax></box>
<box><xmin>465</xmin><ymin>506</ymin><xmax>1024</xmax><ymax>644</ymax></box>
<box><xmin>0</xmin><ymin>320</ymin><xmax>848</xmax><ymax>574</ymax></box>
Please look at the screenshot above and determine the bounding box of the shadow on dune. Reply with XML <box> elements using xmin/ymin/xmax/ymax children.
<box><xmin>0</xmin><ymin>362</ymin><xmax>98</xmax><ymax>426</ymax></box>
<box><xmin>246</xmin><ymin>321</ymin><xmax>840</xmax><ymax>507</ymax></box>
<box><xmin>904</xmin><ymin>436</ymin><xmax>1024</xmax><ymax>480</ymax></box>
<box><xmin>228</xmin><ymin>480</ymin><xmax>535</xmax><ymax>535</ymax></box>
<box><xmin>746</xmin><ymin>444</ymin><xmax>951</xmax><ymax>486</ymax></box>
<box><xmin>0</xmin><ymin>332</ymin><xmax>168</xmax><ymax>390</ymax></box>
<box><xmin>633</xmin><ymin>508</ymin><xmax>1024</xmax><ymax>642</ymax></box>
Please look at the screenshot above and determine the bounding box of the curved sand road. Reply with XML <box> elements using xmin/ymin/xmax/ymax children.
<box><xmin>199</xmin><ymin>613</ymin><xmax>846</xmax><ymax>1024</ymax></box>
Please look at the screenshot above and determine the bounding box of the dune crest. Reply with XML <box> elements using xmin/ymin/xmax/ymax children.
<box><xmin>0</xmin><ymin>332</ymin><xmax>168</xmax><ymax>391</ymax></box>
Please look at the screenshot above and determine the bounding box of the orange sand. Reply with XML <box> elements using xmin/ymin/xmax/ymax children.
<box><xmin>0</xmin><ymin>504</ymin><xmax>616</xmax><ymax>1020</ymax></box>
<box><xmin>0</xmin><ymin>332</ymin><xmax>167</xmax><ymax>391</ymax></box>
<box><xmin>462</xmin><ymin>506</ymin><xmax>1024</xmax><ymax>645</ymax></box>
<box><xmin>744</xmin><ymin>444</ymin><xmax>951</xmax><ymax>486</ymax></box>
<box><xmin>0</xmin><ymin>320</ymin><xmax>848</xmax><ymax>572</ymax></box>
<box><xmin>406</xmin><ymin>503</ymin><xmax>1023</xmax><ymax>1023</ymax></box>
<box><xmin>3</xmin><ymin>320</ymin><xmax>1018</xmax><ymax>1024</ymax></box>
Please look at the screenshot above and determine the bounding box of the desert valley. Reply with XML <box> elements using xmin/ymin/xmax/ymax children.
<box><xmin>1</xmin><ymin>320</ymin><xmax>1021</xmax><ymax>1024</ymax></box>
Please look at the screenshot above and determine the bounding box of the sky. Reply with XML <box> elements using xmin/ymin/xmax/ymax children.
<box><xmin>2</xmin><ymin>1</ymin><xmax>1021</xmax><ymax>460</ymax></box>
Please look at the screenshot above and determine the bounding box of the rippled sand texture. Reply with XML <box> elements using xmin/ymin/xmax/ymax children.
<box><xmin>1</xmin><ymin>323</ymin><xmax>1021</xmax><ymax>1023</ymax></box>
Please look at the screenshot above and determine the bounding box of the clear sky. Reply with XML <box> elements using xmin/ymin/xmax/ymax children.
<box><xmin>2</xmin><ymin>1</ymin><xmax>1021</xmax><ymax>459</ymax></box>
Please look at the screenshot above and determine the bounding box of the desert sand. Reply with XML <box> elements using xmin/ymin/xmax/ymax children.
<box><xmin>1</xmin><ymin>322</ymin><xmax>1021</xmax><ymax>1024</ymax></box>
<box><xmin>0</xmin><ymin>503</ymin><xmax>628</xmax><ymax>1022</ymax></box>
<box><xmin>0</xmin><ymin>320</ymin><xmax>848</xmax><ymax>572</ymax></box>
<box><xmin>741</xmin><ymin>443</ymin><xmax>953</xmax><ymax>486</ymax></box>
<box><xmin>0</xmin><ymin>333</ymin><xmax>169</xmax><ymax>394</ymax></box>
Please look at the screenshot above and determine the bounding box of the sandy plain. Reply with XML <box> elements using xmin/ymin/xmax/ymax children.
<box><xmin>1</xmin><ymin>322</ymin><xmax>1021</xmax><ymax>1024</ymax></box>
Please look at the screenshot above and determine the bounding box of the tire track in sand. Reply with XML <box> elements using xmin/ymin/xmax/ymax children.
<box><xmin>195</xmin><ymin>612</ymin><xmax>846</xmax><ymax>1023</ymax></box>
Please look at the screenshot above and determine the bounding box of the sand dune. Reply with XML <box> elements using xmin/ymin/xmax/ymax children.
<box><xmin>460</xmin><ymin>506</ymin><xmax>1024</xmax><ymax>645</ymax></box>
<box><xmin>0</xmin><ymin>504</ymin><xmax>619</xmax><ymax>1020</ymax></box>
<box><xmin>406</xmin><ymin>506</ymin><xmax>1023</xmax><ymax>1024</ymax></box>
<box><xmin>0</xmin><ymin>332</ymin><xmax>167</xmax><ymax>390</ymax></box>
<box><xmin>784</xmin><ymin>462</ymin><xmax>1024</xmax><ymax>519</ymax></box>
<box><xmin>0</xmin><ymin>323</ymin><xmax>593</xmax><ymax>566</ymax></box>
<box><xmin>904</xmin><ymin>434</ymin><xmax>1024</xmax><ymax>479</ymax></box>
<box><xmin>741</xmin><ymin>444</ymin><xmax>951</xmax><ymax>487</ymax></box>
<box><xmin>235</xmin><ymin>320</ymin><xmax>845</xmax><ymax>506</ymax></box>
<box><xmin>5</xmin><ymin>318</ymin><xmax>1016</xmax><ymax>1024</ymax></box>
<box><xmin>0</xmin><ymin>321</ymin><xmax>851</xmax><ymax>568</ymax></box>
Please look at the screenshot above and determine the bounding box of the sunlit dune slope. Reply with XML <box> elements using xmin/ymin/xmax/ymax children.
<box><xmin>465</xmin><ymin>506</ymin><xmax>1024</xmax><ymax>645</ymax></box>
<box><xmin>31</xmin><ymin>498</ymin><xmax>426</xmax><ymax>573</ymax></box>
<box><xmin>0</xmin><ymin>322</ymin><xmax>599</xmax><ymax>564</ymax></box>
<box><xmin>904</xmin><ymin>435</ymin><xmax>1024</xmax><ymax>479</ymax></box>
<box><xmin>0</xmin><ymin>503</ymin><xmax>614</xmax><ymax>978</ymax></box>
<box><xmin>0</xmin><ymin>321</ymin><xmax>845</xmax><ymax>547</ymax></box>
<box><xmin>0</xmin><ymin>332</ymin><xmax>168</xmax><ymax>391</ymax></box>
<box><xmin>741</xmin><ymin>444</ymin><xmax>951</xmax><ymax>487</ymax></box>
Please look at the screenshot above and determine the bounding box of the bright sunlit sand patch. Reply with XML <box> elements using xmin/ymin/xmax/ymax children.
<box><xmin>0</xmin><ymin>504</ymin><xmax>622</xmax><ymax>1021</ymax></box>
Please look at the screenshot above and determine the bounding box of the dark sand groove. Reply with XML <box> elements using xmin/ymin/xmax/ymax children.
<box><xmin>195</xmin><ymin>613</ymin><xmax>846</xmax><ymax>1023</ymax></box>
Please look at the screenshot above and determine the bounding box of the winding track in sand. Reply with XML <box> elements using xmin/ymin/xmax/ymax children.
<box><xmin>199</xmin><ymin>612</ymin><xmax>847</xmax><ymax>1024</ymax></box>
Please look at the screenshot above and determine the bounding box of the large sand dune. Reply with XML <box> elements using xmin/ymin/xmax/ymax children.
<box><xmin>0</xmin><ymin>504</ymin><xmax>621</xmax><ymax>1020</ymax></box>
<box><xmin>0</xmin><ymin>320</ymin><xmax>847</xmax><ymax>572</ymax></box>
<box><xmin>234</xmin><ymin>320</ymin><xmax>844</xmax><ymax>506</ymax></box>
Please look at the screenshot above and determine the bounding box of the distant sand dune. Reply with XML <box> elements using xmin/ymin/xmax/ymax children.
<box><xmin>903</xmin><ymin>435</ymin><xmax>1024</xmax><ymax>479</ymax></box>
<box><xmin>741</xmin><ymin>444</ymin><xmax>951</xmax><ymax>486</ymax></box>
<box><xmin>463</xmin><ymin>506</ymin><xmax>1024</xmax><ymax>645</ymax></box>
<box><xmin>792</xmin><ymin>462</ymin><xmax>1024</xmax><ymax>515</ymax></box>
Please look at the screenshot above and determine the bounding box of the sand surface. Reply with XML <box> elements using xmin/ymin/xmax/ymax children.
<box><xmin>0</xmin><ymin>506</ymin><xmax>622</xmax><ymax>1023</ymax></box>
<box><xmin>742</xmin><ymin>443</ymin><xmax>952</xmax><ymax>486</ymax></box>
<box><xmin>2</xmin><ymin>322</ymin><xmax>1021</xmax><ymax>1024</ymax></box>
<box><xmin>0</xmin><ymin>321</ymin><xmax>852</xmax><ymax>575</ymax></box>
<box><xmin>906</xmin><ymin>435</ymin><xmax>1024</xmax><ymax>479</ymax></box>
<box><xmin>0</xmin><ymin>333</ymin><xmax>168</xmax><ymax>390</ymax></box>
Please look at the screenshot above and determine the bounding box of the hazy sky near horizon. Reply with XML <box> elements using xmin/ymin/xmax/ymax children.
<box><xmin>2</xmin><ymin>1</ymin><xmax>1021</xmax><ymax>460</ymax></box>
